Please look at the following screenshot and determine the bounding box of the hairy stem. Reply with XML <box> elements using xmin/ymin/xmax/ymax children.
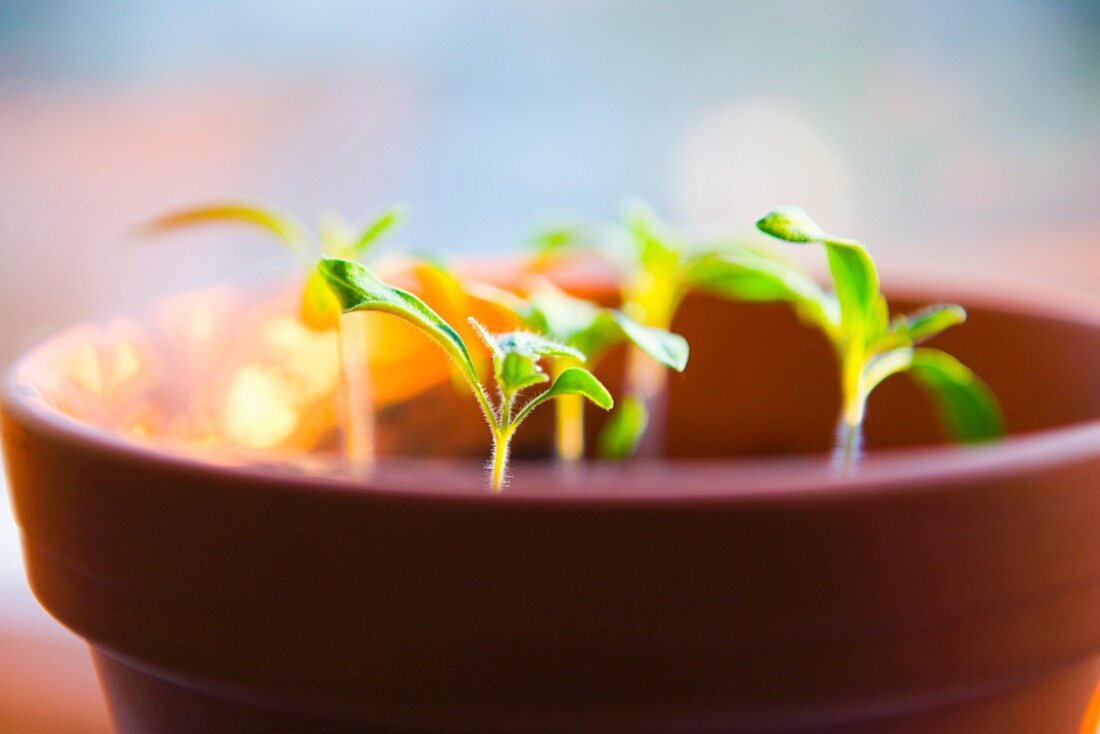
<box><xmin>490</xmin><ymin>430</ymin><xmax>512</xmax><ymax>492</ymax></box>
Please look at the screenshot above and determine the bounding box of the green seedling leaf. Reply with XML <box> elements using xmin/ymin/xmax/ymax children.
<box><xmin>318</xmin><ymin>258</ymin><xmax>479</xmax><ymax>386</ymax></box>
<box><xmin>756</xmin><ymin>205</ymin><xmax>1003</xmax><ymax>467</ymax></box>
<box><xmin>541</xmin><ymin>366</ymin><xmax>614</xmax><ymax>409</ymax></box>
<box><xmin>141</xmin><ymin>202</ymin><xmax>310</xmax><ymax>258</ymax></box>
<box><xmin>611</xmin><ymin>311</ymin><xmax>689</xmax><ymax>372</ymax></box>
<box><xmin>531</xmin><ymin>225</ymin><xmax>584</xmax><ymax>262</ymax></box>
<box><xmin>861</xmin><ymin>347</ymin><xmax>915</xmax><ymax>396</ymax></box>
<box><xmin>350</xmin><ymin>205</ymin><xmax>405</xmax><ymax>256</ymax></box>
<box><xmin>470</xmin><ymin>277</ymin><xmax>684</xmax><ymax>465</ymax></box>
<box><xmin>908</xmin><ymin>348</ymin><xmax>1005</xmax><ymax>442</ymax></box>
<box><xmin>598</xmin><ymin>396</ymin><xmax>649</xmax><ymax>460</ymax></box>
<box><xmin>468</xmin><ymin>316</ymin><xmax>502</xmax><ymax>356</ymax></box>
<box><xmin>881</xmin><ymin>304</ymin><xmax>967</xmax><ymax>350</ymax></box>
<box><xmin>468</xmin><ymin>282</ymin><xmax>547</xmax><ymax>334</ymax></box>
<box><xmin>867</xmin><ymin>294</ymin><xmax>890</xmax><ymax>348</ymax></box>
<box><xmin>300</xmin><ymin>267</ymin><xmax>341</xmax><ymax>330</ymax></box>
<box><xmin>686</xmin><ymin>251</ymin><xmax>838</xmax><ymax>337</ymax></box>
<box><xmin>494</xmin><ymin>330</ymin><xmax>585</xmax><ymax>362</ymax></box>
<box><xmin>755</xmin><ymin>206</ymin><xmax>879</xmax><ymax>332</ymax></box>
<box><xmin>526</xmin><ymin>281</ymin><xmax>602</xmax><ymax>343</ymax></box>
<box><xmin>824</xmin><ymin>240</ymin><xmax>879</xmax><ymax>335</ymax></box>
<box><xmin>755</xmin><ymin>206</ymin><xmax>828</xmax><ymax>243</ymax></box>
<box><xmin>471</xmin><ymin>320</ymin><xmax>585</xmax><ymax>395</ymax></box>
<box><xmin>498</xmin><ymin>352</ymin><xmax>550</xmax><ymax>393</ymax></box>
<box><xmin>513</xmin><ymin>366</ymin><xmax>614</xmax><ymax>428</ymax></box>
<box><xmin>624</xmin><ymin>200</ymin><xmax>681</xmax><ymax>279</ymax></box>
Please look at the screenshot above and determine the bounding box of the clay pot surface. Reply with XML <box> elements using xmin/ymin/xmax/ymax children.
<box><xmin>5</xmin><ymin>270</ymin><xmax>1100</xmax><ymax>733</ymax></box>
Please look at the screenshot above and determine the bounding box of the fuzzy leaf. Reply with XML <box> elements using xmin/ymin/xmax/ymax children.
<box><xmin>597</xmin><ymin>396</ymin><xmax>648</xmax><ymax>460</ymax></box>
<box><xmin>539</xmin><ymin>366</ymin><xmax>613</xmax><ymax>410</ymax></box>
<box><xmin>908</xmin><ymin>348</ymin><xmax>1005</xmax><ymax>442</ymax></box>
<box><xmin>823</xmin><ymin>239</ymin><xmax>879</xmax><ymax>336</ymax></box>
<box><xmin>468</xmin><ymin>317</ymin><xmax>502</xmax><ymax>356</ymax></box>
<box><xmin>756</xmin><ymin>206</ymin><xmax>879</xmax><ymax>344</ymax></box>
<box><xmin>318</xmin><ymin>258</ymin><xmax>479</xmax><ymax>385</ymax></box>
<box><xmin>686</xmin><ymin>251</ymin><xmax>837</xmax><ymax>336</ymax></box>
<box><xmin>469</xmin><ymin>319</ymin><xmax>585</xmax><ymax>395</ymax></box>
<box><xmin>755</xmin><ymin>206</ymin><xmax>828</xmax><ymax>243</ymax></box>
<box><xmin>611</xmin><ymin>312</ymin><xmax>689</xmax><ymax>371</ymax></box>
<box><xmin>498</xmin><ymin>352</ymin><xmax>549</xmax><ymax>394</ymax></box>
<box><xmin>142</xmin><ymin>202</ymin><xmax>310</xmax><ymax>257</ymax></box>
<box><xmin>883</xmin><ymin>304</ymin><xmax>967</xmax><ymax>349</ymax></box>
<box><xmin>512</xmin><ymin>366</ymin><xmax>614</xmax><ymax>429</ymax></box>
<box><xmin>494</xmin><ymin>331</ymin><xmax>585</xmax><ymax>362</ymax></box>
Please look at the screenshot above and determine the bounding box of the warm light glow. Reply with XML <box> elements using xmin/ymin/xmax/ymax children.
<box><xmin>223</xmin><ymin>365</ymin><xmax>300</xmax><ymax>449</ymax></box>
<box><xmin>36</xmin><ymin>273</ymin><xmax>476</xmax><ymax>462</ymax></box>
<box><xmin>220</xmin><ymin>316</ymin><xmax>339</xmax><ymax>450</ymax></box>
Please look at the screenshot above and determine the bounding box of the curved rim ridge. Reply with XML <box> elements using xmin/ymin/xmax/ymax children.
<box><xmin>6</xmin><ymin>267</ymin><xmax>1100</xmax><ymax>505</ymax></box>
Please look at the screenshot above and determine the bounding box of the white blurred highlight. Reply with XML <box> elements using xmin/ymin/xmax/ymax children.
<box><xmin>673</xmin><ymin>102</ymin><xmax>856</xmax><ymax>235</ymax></box>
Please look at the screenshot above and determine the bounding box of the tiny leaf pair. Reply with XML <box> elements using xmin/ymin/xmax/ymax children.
<box><xmin>756</xmin><ymin>206</ymin><xmax>1005</xmax><ymax>469</ymax></box>
<box><xmin>473</xmin><ymin>278</ymin><xmax>688</xmax><ymax>462</ymax></box>
<box><xmin>318</xmin><ymin>258</ymin><xmax>613</xmax><ymax>490</ymax></box>
<box><xmin>143</xmin><ymin>201</ymin><xmax>404</xmax><ymax>330</ymax></box>
<box><xmin>142</xmin><ymin>201</ymin><xmax>406</xmax><ymax>472</ymax></box>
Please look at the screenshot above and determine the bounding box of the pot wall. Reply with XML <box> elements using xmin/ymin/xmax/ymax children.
<box><xmin>6</xmin><ymin>277</ymin><xmax>1100</xmax><ymax>733</ymax></box>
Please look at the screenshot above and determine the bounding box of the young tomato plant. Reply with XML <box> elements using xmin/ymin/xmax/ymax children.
<box><xmin>471</xmin><ymin>278</ymin><xmax>688</xmax><ymax>464</ymax></box>
<box><xmin>532</xmin><ymin>202</ymin><xmax>794</xmax><ymax>458</ymax></box>
<box><xmin>753</xmin><ymin>205</ymin><xmax>1005</xmax><ymax>470</ymax></box>
<box><xmin>143</xmin><ymin>201</ymin><xmax>404</xmax><ymax>472</ymax></box>
<box><xmin>317</xmin><ymin>258</ymin><xmax>614</xmax><ymax>491</ymax></box>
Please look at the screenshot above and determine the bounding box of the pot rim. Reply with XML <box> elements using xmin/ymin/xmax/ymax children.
<box><xmin>6</xmin><ymin>266</ymin><xmax>1100</xmax><ymax>506</ymax></box>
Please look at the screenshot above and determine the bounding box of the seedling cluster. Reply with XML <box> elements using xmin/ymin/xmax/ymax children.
<box><xmin>318</xmin><ymin>259</ymin><xmax>613</xmax><ymax>490</ymax></box>
<box><xmin>755</xmin><ymin>206</ymin><xmax>1004</xmax><ymax>469</ymax></box>
<box><xmin>147</xmin><ymin>201</ymin><xmax>1005</xmax><ymax>489</ymax></box>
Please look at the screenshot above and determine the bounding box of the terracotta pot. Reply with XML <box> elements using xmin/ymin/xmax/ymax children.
<box><xmin>5</xmin><ymin>271</ymin><xmax>1100</xmax><ymax>734</ymax></box>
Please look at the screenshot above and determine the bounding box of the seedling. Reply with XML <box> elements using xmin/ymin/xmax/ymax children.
<box><xmin>142</xmin><ymin>201</ymin><xmax>405</xmax><ymax>471</ymax></box>
<box><xmin>754</xmin><ymin>206</ymin><xmax>1005</xmax><ymax>470</ymax></box>
<box><xmin>471</xmin><ymin>278</ymin><xmax>688</xmax><ymax>463</ymax></box>
<box><xmin>318</xmin><ymin>258</ymin><xmax>614</xmax><ymax>491</ymax></box>
<box><xmin>532</xmin><ymin>203</ymin><xmax>793</xmax><ymax>458</ymax></box>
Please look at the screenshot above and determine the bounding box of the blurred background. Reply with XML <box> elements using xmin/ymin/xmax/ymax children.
<box><xmin>1</xmin><ymin>0</ymin><xmax>1098</xmax><ymax>730</ymax></box>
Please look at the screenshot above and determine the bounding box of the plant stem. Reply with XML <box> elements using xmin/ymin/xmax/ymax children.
<box><xmin>831</xmin><ymin>368</ymin><xmax>866</xmax><ymax>473</ymax></box>
<box><xmin>551</xmin><ymin>356</ymin><xmax>585</xmax><ymax>465</ymax></box>
<box><xmin>831</xmin><ymin>415</ymin><xmax>863</xmax><ymax>474</ymax></box>
<box><xmin>335</xmin><ymin>314</ymin><xmax>374</xmax><ymax>476</ymax></box>
<box><xmin>554</xmin><ymin>395</ymin><xmax>585</xmax><ymax>464</ymax></box>
<box><xmin>625</xmin><ymin>344</ymin><xmax>670</xmax><ymax>457</ymax></box>
<box><xmin>490</xmin><ymin>431</ymin><xmax>512</xmax><ymax>492</ymax></box>
<box><xmin>488</xmin><ymin>392</ymin><xmax>517</xmax><ymax>492</ymax></box>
